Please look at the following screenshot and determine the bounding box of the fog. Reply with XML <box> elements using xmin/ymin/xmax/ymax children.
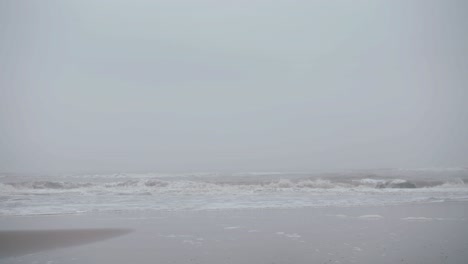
<box><xmin>1</xmin><ymin>0</ymin><xmax>467</xmax><ymax>174</ymax></box>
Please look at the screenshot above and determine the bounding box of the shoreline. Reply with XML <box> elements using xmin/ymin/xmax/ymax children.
<box><xmin>2</xmin><ymin>199</ymin><xmax>467</xmax><ymax>218</ymax></box>
<box><xmin>1</xmin><ymin>201</ymin><xmax>467</xmax><ymax>263</ymax></box>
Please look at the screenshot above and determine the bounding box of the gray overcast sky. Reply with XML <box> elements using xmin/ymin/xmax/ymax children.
<box><xmin>1</xmin><ymin>0</ymin><xmax>467</xmax><ymax>173</ymax></box>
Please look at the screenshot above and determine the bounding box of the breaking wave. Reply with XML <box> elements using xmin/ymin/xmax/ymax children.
<box><xmin>2</xmin><ymin>170</ymin><xmax>467</xmax><ymax>216</ymax></box>
<box><xmin>1</xmin><ymin>177</ymin><xmax>466</xmax><ymax>196</ymax></box>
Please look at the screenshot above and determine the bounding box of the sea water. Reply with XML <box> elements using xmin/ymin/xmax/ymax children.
<box><xmin>1</xmin><ymin>168</ymin><xmax>467</xmax><ymax>216</ymax></box>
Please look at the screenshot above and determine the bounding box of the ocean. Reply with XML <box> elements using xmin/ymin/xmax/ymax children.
<box><xmin>1</xmin><ymin>168</ymin><xmax>467</xmax><ymax>216</ymax></box>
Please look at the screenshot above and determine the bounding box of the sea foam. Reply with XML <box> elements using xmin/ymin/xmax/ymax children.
<box><xmin>1</xmin><ymin>169</ymin><xmax>467</xmax><ymax>216</ymax></box>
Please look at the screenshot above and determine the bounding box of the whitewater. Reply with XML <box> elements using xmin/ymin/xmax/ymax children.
<box><xmin>1</xmin><ymin>168</ymin><xmax>467</xmax><ymax>216</ymax></box>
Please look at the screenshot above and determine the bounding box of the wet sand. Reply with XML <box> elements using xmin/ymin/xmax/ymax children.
<box><xmin>1</xmin><ymin>202</ymin><xmax>467</xmax><ymax>264</ymax></box>
<box><xmin>0</xmin><ymin>229</ymin><xmax>132</xmax><ymax>258</ymax></box>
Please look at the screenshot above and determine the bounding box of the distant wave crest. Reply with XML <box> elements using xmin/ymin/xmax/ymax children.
<box><xmin>1</xmin><ymin>177</ymin><xmax>466</xmax><ymax>196</ymax></box>
<box><xmin>1</xmin><ymin>171</ymin><xmax>468</xmax><ymax>215</ymax></box>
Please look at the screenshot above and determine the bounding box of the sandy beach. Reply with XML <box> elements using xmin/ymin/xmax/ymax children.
<box><xmin>1</xmin><ymin>201</ymin><xmax>467</xmax><ymax>264</ymax></box>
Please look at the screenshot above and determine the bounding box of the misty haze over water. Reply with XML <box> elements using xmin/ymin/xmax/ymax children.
<box><xmin>1</xmin><ymin>0</ymin><xmax>467</xmax><ymax>175</ymax></box>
